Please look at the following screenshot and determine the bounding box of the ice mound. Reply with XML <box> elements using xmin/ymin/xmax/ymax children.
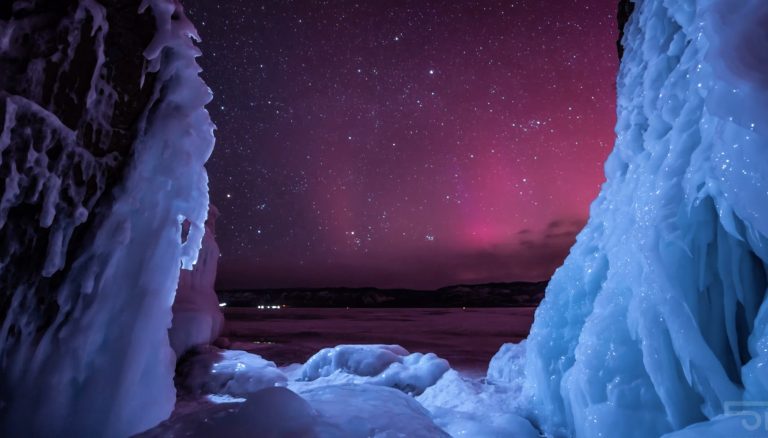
<box><xmin>500</xmin><ymin>0</ymin><xmax>768</xmax><ymax>437</ymax></box>
<box><xmin>138</xmin><ymin>387</ymin><xmax>319</xmax><ymax>438</ymax></box>
<box><xmin>417</xmin><ymin>370</ymin><xmax>538</xmax><ymax>437</ymax></box>
<box><xmin>176</xmin><ymin>347</ymin><xmax>287</xmax><ymax>398</ymax></box>
<box><xmin>487</xmin><ymin>340</ymin><xmax>526</xmax><ymax>386</ymax></box>
<box><xmin>298</xmin><ymin>344</ymin><xmax>450</xmax><ymax>395</ymax></box>
<box><xmin>299</xmin><ymin>383</ymin><xmax>450</xmax><ymax>437</ymax></box>
<box><xmin>145</xmin><ymin>382</ymin><xmax>449</xmax><ymax>437</ymax></box>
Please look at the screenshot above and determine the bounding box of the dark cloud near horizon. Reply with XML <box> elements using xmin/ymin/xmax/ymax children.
<box><xmin>185</xmin><ymin>0</ymin><xmax>617</xmax><ymax>288</ymax></box>
<box><xmin>218</xmin><ymin>218</ymin><xmax>586</xmax><ymax>289</ymax></box>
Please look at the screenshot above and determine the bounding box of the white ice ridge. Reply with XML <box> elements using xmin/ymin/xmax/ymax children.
<box><xmin>0</xmin><ymin>1</ymin><xmax>214</xmax><ymax>436</ymax></box>
<box><xmin>514</xmin><ymin>0</ymin><xmax>768</xmax><ymax>436</ymax></box>
<box><xmin>296</xmin><ymin>344</ymin><xmax>450</xmax><ymax>395</ymax></box>
<box><xmin>148</xmin><ymin>345</ymin><xmax>456</xmax><ymax>437</ymax></box>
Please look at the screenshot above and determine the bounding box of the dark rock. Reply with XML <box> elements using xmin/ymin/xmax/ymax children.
<box><xmin>217</xmin><ymin>281</ymin><xmax>548</xmax><ymax>308</ymax></box>
<box><xmin>617</xmin><ymin>0</ymin><xmax>635</xmax><ymax>59</ymax></box>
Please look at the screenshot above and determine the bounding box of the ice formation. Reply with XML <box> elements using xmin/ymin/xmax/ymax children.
<box><xmin>175</xmin><ymin>344</ymin><xmax>450</xmax><ymax>399</ymax></box>
<box><xmin>297</xmin><ymin>383</ymin><xmax>450</xmax><ymax>437</ymax></box>
<box><xmin>0</xmin><ymin>1</ymin><xmax>213</xmax><ymax>436</ymax></box>
<box><xmin>487</xmin><ymin>340</ymin><xmax>527</xmax><ymax>386</ymax></box>
<box><xmin>152</xmin><ymin>345</ymin><xmax>454</xmax><ymax>436</ymax></box>
<box><xmin>177</xmin><ymin>347</ymin><xmax>287</xmax><ymax>398</ymax></box>
<box><xmin>515</xmin><ymin>0</ymin><xmax>768</xmax><ymax>436</ymax></box>
<box><xmin>169</xmin><ymin>205</ymin><xmax>224</xmax><ymax>357</ymax></box>
<box><xmin>417</xmin><ymin>369</ymin><xmax>539</xmax><ymax>437</ymax></box>
<box><xmin>144</xmin><ymin>384</ymin><xmax>450</xmax><ymax>438</ymax></box>
<box><xmin>297</xmin><ymin>344</ymin><xmax>450</xmax><ymax>395</ymax></box>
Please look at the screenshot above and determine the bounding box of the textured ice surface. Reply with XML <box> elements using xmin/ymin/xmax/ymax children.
<box><xmin>176</xmin><ymin>347</ymin><xmax>287</xmax><ymax>398</ymax></box>
<box><xmin>487</xmin><ymin>340</ymin><xmax>526</xmax><ymax>386</ymax></box>
<box><xmin>156</xmin><ymin>346</ymin><xmax>452</xmax><ymax>437</ymax></box>
<box><xmin>164</xmin><ymin>342</ymin><xmax>545</xmax><ymax>436</ymax></box>
<box><xmin>169</xmin><ymin>205</ymin><xmax>224</xmax><ymax>357</ymax></box>
<box><xmin>0</xmin><ymin>1</ymin><xmax>214</xmax><ymax>436</ymax></box>
<box><xmin>417</xmin><ymin>369</ymin><xmax>538</xmax><ymax>437</ymax></box>
<box><xmin>511</xmin><ymin>0</ymin><xmax>768</xmax><ymax>436</ymax></box>
<box><xmin>297</xmin><ymin>344</ymin><xmax>450</xmax><ymax>395</ymax></box>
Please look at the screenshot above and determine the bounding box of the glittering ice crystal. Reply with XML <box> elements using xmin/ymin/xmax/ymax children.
<box><xmin>510</xmin><ymin>0</ymin><xmax>768</xmax><ymax>436</ymax></box>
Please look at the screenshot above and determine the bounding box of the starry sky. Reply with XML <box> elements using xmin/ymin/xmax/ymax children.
<box><xmin>184</xmin><ymin>0</ymin><xmax>620</xmax><ymax>290</ymax></box>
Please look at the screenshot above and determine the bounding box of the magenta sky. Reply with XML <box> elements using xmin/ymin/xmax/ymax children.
<box><xmin>185</xmin><ymin>0</ymin><xmax>620</xmax><ymax>289</ymax></box>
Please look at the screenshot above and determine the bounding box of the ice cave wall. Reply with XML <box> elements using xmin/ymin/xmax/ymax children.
<box><xmin>0</xmin><ymin>1</ymin><xmax>213</xmax><ymax>436</ymax></box>
<box><xmin>522</xmin><ymin>0</ymin><xmax>768</xmax><ymax>436</ymax></box>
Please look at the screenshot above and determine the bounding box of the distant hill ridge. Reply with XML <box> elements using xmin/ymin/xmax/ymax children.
<box><xmin>217</xmin><ymin>281</ymin><xmax>547</xmax><ymax>308</ymax></box>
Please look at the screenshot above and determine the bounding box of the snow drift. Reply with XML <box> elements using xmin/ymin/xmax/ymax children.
<box><xmin>517</xmin><ymin>0</ymin><xmax>768</xmax><ymax>436</ymax></box>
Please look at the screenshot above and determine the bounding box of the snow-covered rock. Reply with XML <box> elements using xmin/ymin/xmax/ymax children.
<box><xmin>502</xmin><ymin>0</ymin><xmax>768</xmax><ymax>437</ymax></box>
<box><xmin>297</xmin><ymin>344</ymin><xmax>450</xmax><ymax>395</ymax></box>
<box><xmin>169</xmin><ymin>205</ymin><xmax>224</xmax><ymax>357</ymax></box>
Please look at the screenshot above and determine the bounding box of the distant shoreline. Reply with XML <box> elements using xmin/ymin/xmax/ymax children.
<box><xmin>217</xmin><ymin>281</ymin><xmax>547</xmax><ymax>308</ymax></box>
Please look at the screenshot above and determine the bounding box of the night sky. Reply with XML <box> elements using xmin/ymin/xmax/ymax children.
<box><xmin>184</xmin><ymin>0</ymin><xmax>619</xmax><ymax>290</ymax></box>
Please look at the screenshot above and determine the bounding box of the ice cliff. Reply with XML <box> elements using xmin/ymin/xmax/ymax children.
<box><xmin>521</xmin><ymin>0</ymin><xmax>768</xmax><ymax>436</ymax></box>
<box><xmin>0</xmin><ymin>1</ymin><xmax>213</xmax><ymax>436</ymax></box>
<box><xmin>169</xmin><ymin>205</ymin><xmax>224</xmax><ymax>357</ymax></box>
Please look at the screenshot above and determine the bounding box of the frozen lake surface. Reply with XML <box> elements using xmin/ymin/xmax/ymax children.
<box><xmin>221</xmin><ymin>307</ymin><xmax>536</xmax><ymax>374</ymax></box>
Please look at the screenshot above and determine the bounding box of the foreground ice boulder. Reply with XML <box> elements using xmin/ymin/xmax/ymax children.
<box><xmin>150</xmin><ymin>346</ymin><xmax>451</xmax><ymax>437</ymax></box>
<box><xmin>139</xmin><ymin>387</ymin><xmax>319</xmax><ymax>438</ymax></box>
<box><xmin>512</xmin><ymin>0</ymin><xmax>768</xmax><ymax>436</ymax></box>
<box><xmin>300</xmin><ymin>383</ymin><xmax>451</xmax><ymax>437</ymax></box>
<box><xmin>176</xmin><ymin>347</ymin><xmax>287</xmax><ymax>398</ymax></box>
<box><xmin>298</xmin><ymin>344</ymin><xmax>450</xmax><ymax>395</ymax></box>
<box><xmin>144</xmin><ymin>384</ymin><xmax>449</xmax><ymax>438</ymax></box>
<box><xmin>417</xmin><ymin>369</ymin><xmax>539</xmax><ymax>438</ymax></box>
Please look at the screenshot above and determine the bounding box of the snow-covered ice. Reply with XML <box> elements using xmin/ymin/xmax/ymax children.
<box><xmin>139</xmin><ymin>386</ymin><xmax>319</xmax><ymax>438</ymax></box>
<box><xmin>0</xmin><ymin>1</ymin><xmax>214</xmax><ymax>436</ymax></box>
<box><xmin>160</xmin><ymin>343</ymin><xmax>540</xmax><ymax>437</ymax></box>
<box><xmin>491</xmin><ymin>0</ymin><xmax>768</xmax><ymax>436</ymax></box>
<box><xmin>296</xmin><ymin>344</ymin><xmax>450</xmax><ymax>395</ymax></box>
<box><xmin>417</xmin><ymin>369</ymin><xmax>538</xmax><ymax>437</ymax></box>
<box><xmin>152</xmin><ymin>345</ymin><xmax>459</xmax><ymax>436</ymax></box>
<box><xmin>300</xmin><ymin>383</ymin><xmax>451</xmax><ymax>437</ymax></box>
<box><xmin>487</xmin><ymin>340</ymin><xmax>526</xmax><ymax>387</ymax></box>
<box><xmin>144</xmin><ymin>383</ymin><xmax>452</xmax><ymax>438</ymax></box>
<box><xmin>176</xmin><ymin>347</ymin><xmax>287</xmax><ymax>398</ymax></box>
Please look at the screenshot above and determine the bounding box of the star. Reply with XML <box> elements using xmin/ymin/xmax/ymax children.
<box><xmin>185</xmin><ymin>0</ymin><xmax>618</xmax><ymax>288</ymax></box>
